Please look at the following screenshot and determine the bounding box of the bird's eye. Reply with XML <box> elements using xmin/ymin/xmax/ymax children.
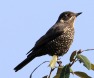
<box><xmin>66</xmin><ymin>13</ymin><xmax>71</xmax><ymax>17</ymax></box>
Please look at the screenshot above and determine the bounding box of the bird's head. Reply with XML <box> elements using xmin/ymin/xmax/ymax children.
<box><xmin>57</xmin><ymin>11</ymin><xmax>82</xmax><ymax>23</ymax></box>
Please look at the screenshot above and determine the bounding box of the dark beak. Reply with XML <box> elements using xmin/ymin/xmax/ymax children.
<box><xmin>76</xmin><ymin>12</ymin><xmax>82</xmax><ymax>17</ymax></box>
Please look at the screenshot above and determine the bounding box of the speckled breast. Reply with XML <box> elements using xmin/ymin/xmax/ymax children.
<box><xmin>45</xmin><ymin>27</ymin><xmax>74</xmax><ymax>56</ymax></box>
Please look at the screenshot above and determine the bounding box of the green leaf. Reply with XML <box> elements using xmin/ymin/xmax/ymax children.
<box><xmin>91</xmin><ymin>63</ymin><xmax>94</xmax><ymax>71</ymax></box>
<box><xmin>60</xmin><ymin>65</ymin><xmax>70</xmax><ymax>78</ymax></box>
<box><xmin>54</xmin><ymin>66</ymin><xmax>73</xmax><ymax>78</ymax></box>
<box><xmin>54</xmin><ymin>74</ymin><xmax>60</xmax><ymax>78</ymax></box>
<box><xmin>70</xmin><ymin>68</ymin><xmax>74</xmax><ymax>74</ymax></box>
<box><xmin>70</xmin><ymin>50</ymin><xmax>77</xmax><ymax>62</ymax></box>
<box><xmin>54</xmin><ymin>66</ymin><xmax>63</xmax><ymax>78</ymax></box>
<box><xmin>74</xmin><ymin>71</ymin><xmax>91</xmax><ymax>78</ymax></box>
<box><xmin>57</xmin><ymin>66</ymin><xmax>64</xmax><ymax>74</ymax></box>
<box><xmin>76</xmin><ymin>54</ymin><xmax>91</xmax><ymax>70</ymax></box>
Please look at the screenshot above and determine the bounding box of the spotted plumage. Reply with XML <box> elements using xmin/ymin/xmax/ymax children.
<box><xmin>14</xmin><ymin>11</ymin><xmax>82</xmax><ymax>72</ymax></box>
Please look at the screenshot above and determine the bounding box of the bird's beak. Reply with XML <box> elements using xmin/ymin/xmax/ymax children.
<box><xmin>76</xmin><ymin>12</ymin><xmax>82</xmax><ymax>17</ymax></box>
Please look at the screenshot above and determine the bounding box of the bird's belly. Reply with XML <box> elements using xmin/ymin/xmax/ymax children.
<box><xmin>45</xmin><ymin>34</ymin><xmax>74</xmax><ymax>56</ymax></box>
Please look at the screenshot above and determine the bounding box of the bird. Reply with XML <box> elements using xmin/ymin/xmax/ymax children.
<box><xmin>14</xmin><ymin>11</ymin><xmax>82</xmax><ymax>72</ymax></box>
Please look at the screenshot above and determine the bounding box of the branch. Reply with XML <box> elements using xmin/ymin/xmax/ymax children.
<box><xmin>30</xmin><ymin>61</ymin><xmax>49</xmax><ymax>78</ymax></box>
<box><xmin>69</xmin><ymin>48</ymin><xmax>94</xmax><ymax>67</ymax></box>
<box><xmin>48</xmin><ymin>68</ymin><xmax>55</xmax><ymax>78</ymax></box>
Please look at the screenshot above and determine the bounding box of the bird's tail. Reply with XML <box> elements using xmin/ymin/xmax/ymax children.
<box><xmin>14</xmin><ymin>55</ymin><xmax>35</xmax><ymax>72</ymax></box>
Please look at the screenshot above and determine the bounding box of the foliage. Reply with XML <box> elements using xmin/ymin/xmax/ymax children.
<box><xmin>30</xmin><ymin>49</ymin><xmax>94</xmax><ymax>78</ymax></box>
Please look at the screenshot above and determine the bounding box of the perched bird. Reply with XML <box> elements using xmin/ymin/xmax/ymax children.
<box><xmin>14</xmin><ymin>11</ymin><xmax>82</xmax><ymax>72</ymax></box>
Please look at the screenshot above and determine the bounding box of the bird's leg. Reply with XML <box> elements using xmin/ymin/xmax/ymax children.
<box><xmin>57</xmin><ymin>58</ymin><xmax>62</xmax><ymax>66</ymax></box>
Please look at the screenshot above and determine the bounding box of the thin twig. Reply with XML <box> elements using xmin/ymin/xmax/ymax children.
<box><xmin>69</xmin><ymin>59</ymin><xmax>78</xmax><ymax>67</ymax></box>
<box><xmin>48</xmin><ymin>68</ymin><xmax>55</xmax><ymax>78</ymax></box>
<box><xmin>30</xmin><ymin>61</ymin><xmax>49</xmax><ymax>78</ymax></box>
<box><xmin>81</xmin><ymin>49</ymin><xmax>94</xmax><ymax>52</ymax></box>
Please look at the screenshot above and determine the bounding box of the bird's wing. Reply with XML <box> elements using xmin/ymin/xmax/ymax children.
<box><xmin>27</xmin><ymin>23</ymin><xmax>66</xmax><ymax>54</ymax></box>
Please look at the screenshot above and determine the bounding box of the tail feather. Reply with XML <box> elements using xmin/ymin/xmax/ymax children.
<box><xmin>14</xmin><ymin>55</ymin><xmax>35</xmax><ymax>72</ymax></box>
